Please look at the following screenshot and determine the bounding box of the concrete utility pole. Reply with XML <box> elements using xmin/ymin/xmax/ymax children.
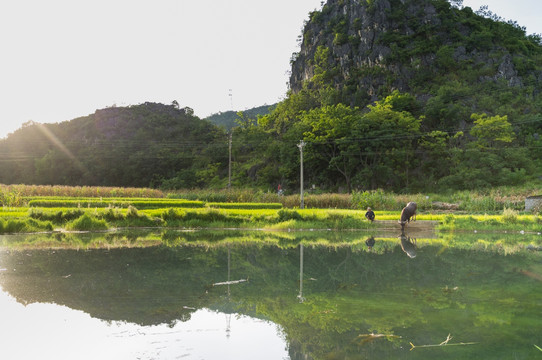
<box><xmin>298</xmin><ymin>140</ymin><xmax>305</xmax><ymax>209</ymax></box>
<box><xmin>228</xmin><ymin>131</ymin><xmax>232</xmax><ymax>189</ymax></box>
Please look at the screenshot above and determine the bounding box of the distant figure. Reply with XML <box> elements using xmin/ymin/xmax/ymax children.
<box><xmin>399</xmin><ymin>232</ymin><xmax>417</xmax><ymax>258</ymax></box>
<box><xmin>399</xmin><ymin>202</ymin><xmax>417</xmax><ymax>231</ymax></box>
<box><xmin>365</xmin><ymin>207</ymin><xmax>375</xmax><ymax>222</ymax></box>
<box><xmin>365</xmin><ymin>236</ymin><xmax>376</xmax><ymax>249</ymax></box>
<box><xmin>277</xmin><ymin>184</ymin><xmax>284</xmax><ymax>196</ymax></box>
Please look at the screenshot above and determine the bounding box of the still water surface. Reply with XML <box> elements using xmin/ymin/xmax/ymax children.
<box><xmin>0</xmin><ymin>229</ymin><xmax>540</xmax><ymax>359</ymax></box>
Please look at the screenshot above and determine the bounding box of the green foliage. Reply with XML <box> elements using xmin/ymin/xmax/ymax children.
<box><xmin>205</xmin><ymin>104</ymin><xmax>276</xmax><ymax>131</ymax></box>
<box><xmin>103</xmin><ymin>207</ymin><xmax>125</xmax><ymax>222</ymax></box>
<box><xmin>276</xmin><ymin>209</ymin><xmax>303</xmax><ymax>222</ymax></box>
<box><xmin>470</xmin><ymin>113</ymin><xmax>516</xmax><ymax>148</ymax></box>
<box><xmin>207</xmin><ymin>202</ymin><xmax>282</xmax><ymax>210</ymax></box>
<box><xmin>501</xmin><ymin>207</ymin><xmax>519</xmax><ymax>223</ymax></box>
<box><xmin>66</xmin><ymin>213</ymin><xmax>108</xmax><ymax>231</ymax></box>
<box><xmin>2</xmin><ymin>0</ymin><xmax>542</xmax><ymax>195</ymax></box>
<box><xmin>28</xmin><ymin>208</ymin><xmax>85</xmax><ymax>223</ymax></box>
<box><xmin>352</xmin><ymin>189</ymin><xmax>399</xmax><ymax>210</ymax></box>
<box><xmin>0</xmin><ymin>219</ymin><xmax>26</xmax><ymax>233</ymax></box>
<box><xmin>0</xmin><ymin>189</ymin><xmax>22</xmax><ymax>207</ymax></box>
<box><xmin>0</xmin><ymin>103</ymin><xmax>226</xmax><ymax>189</ymax></box>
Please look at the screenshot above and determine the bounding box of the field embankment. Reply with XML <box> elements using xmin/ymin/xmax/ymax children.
<box><xmin>0</xmin><ymin>185</ymin><xmax>540</xmax><ymax>234</ymax></box>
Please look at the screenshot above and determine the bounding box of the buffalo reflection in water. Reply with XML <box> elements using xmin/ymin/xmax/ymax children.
<box><xmin>399</xmin><ymin>232</ymin><xmax>417</xmax><ymax>258</ymax></box>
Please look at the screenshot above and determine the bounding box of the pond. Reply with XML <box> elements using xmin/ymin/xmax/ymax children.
<box><xmin>0</xmin><ymin>229</ymin><xmax>541</xmax><ymax>359</ymax></box>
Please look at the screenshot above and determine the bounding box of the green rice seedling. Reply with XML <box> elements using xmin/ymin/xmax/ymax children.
<box><xmin>161</xmin><ymin>208</ymin><xmax>185</xmax><ymax>221</ymax></box>
<box><xmin>277</xmin><ymin>209</ymin><xmax>303</xmax><ymax>222</ymax></box>
<box><xmin>26</xmin><ymin>218</ymin><xmax>54</xmax><ymax>231</ymax></box>
<box><xmin>28</xmin><ymin>208</ymin><xmax>84</xmax><ymax>223</ymax></box>
<box><xmin>1</xmin><ymin>219</ymin><xmax>28</xmax><ymax>233</ymax></box>
<box><xmin>103</xmin><ymin>207</ymin><xmax>125</xmax><ymax>222</ymax></box>
<box><xmin>178</xmin><ymin>209</ymin><xmax>241</xmax><ymax>227</ymax></box>
<box><xmin>126</xmin><ymin>205</ymin><xmax>141</xmax><ymax>219</ymax></box>
<box><xmin>207</xmin><ymin>202</ymin><xmax>282</xmax><ymax>210</ymax></box>
<box><xmin>66</xmin><ymin>213</ymin><xmax>108</xmax><ymax>231</ymax></box>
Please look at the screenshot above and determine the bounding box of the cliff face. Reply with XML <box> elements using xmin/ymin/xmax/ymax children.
<box><xmin>289</xmin><ymin>0</ymin><xmax>541</xmax><ymax>103</ymax></box>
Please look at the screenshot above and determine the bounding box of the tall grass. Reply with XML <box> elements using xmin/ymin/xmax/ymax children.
<box><xmin>1</xmin><ymin>184</ymin><xmax>164</xmax><ymax>198</ymax></box>
<box><xmin>168</xmin><ymin>189</ymin><xmax>354</xmax><ymax>209</ymax></box>
<box><xmin>2</xmin><ymin>183</ymin><xmax>539</xmax><ymax>212</ymax></box>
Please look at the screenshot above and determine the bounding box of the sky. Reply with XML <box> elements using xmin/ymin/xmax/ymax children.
<box><xmin>1</xmin><ymin>0</ymin><xmax>541</xmax><ymax>139</ymax></box>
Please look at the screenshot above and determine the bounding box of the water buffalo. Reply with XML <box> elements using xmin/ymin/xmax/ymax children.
<box><xmin>399</xmin><ymin>202</ymin><xmax>417</xmax><ymax>231</ymax></box>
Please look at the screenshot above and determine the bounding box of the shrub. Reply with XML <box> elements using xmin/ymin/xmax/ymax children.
<box><xmin>352</xmin><ymin>189</ymin><xmax>399</xmax><ymax>210</ymax></box>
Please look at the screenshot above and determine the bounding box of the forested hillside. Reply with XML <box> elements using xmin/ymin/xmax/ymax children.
<box><xmin>1</xmin><ymin>0</ymin><xmax>541</xmax><ymax>193</ymax></box>
<box><xmin>250</xmin><ymin>0</ymin><xmax>542</xmax><ymax>192</ymax></box>
<box><xmin>205</xmin><ymin>104</ymin><xmax>276</xmax><ymax>131</ymax></box>
<box><xmin>0</xmin><ymin>103</ymin><xmax>227</xmax><ymax>188</ymax></box>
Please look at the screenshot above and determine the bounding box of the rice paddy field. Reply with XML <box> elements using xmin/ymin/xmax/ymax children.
<box><xmin>1</xmin><ymin>184</ymin><xmax>541</xmax><ymax>234</ymax></box>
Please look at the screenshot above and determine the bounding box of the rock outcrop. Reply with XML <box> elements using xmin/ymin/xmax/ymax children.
<box><xmin>289</xmin><ymin>0</ymin><xmax>541</xmax><ymax>103</ymax></box>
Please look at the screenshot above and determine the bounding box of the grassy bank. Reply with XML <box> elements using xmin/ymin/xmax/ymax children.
<box><xmin>1</xmin><ymin>204</ymin><xmax>540</xmax><ymax>234</ymax></box>
<box><xmin>1</xmin><ymin>184</ymin><xmax>541</xmax><ymax>234</ymax></box>
<box><xmin>3</xmin><ymin>183</ymin><xmax>541</xmax><ymax>211</ymax></box>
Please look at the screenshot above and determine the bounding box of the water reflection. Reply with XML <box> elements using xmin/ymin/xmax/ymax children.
<box><xmin>0</xmin><ymin>289</ymin><xmax>287</xmax><ymax>360</ymax></box>
<box><xmin>399</xmin><ymin>232</ymin><xmax>417</xmax><ymax>258</ymax></box>
<box><xmin>0</xmin><ymin>229</ymin><xmax>541</xmax><ymax>359</ymax></box>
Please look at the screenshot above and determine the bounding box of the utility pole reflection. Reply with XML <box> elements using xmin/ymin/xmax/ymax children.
<box><xmin>297</xmin><ymin>243</ymin><xmax>305</xmax><ymax>303</ymax></box>
<box><xmin>226</xmin><ymin>246</ymin><xmax>231</xmax><ymax>338</ymax></box>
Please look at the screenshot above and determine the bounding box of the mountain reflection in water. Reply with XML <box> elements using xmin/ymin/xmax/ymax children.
<box><xmin>0</xmin><ymin>229</ymin><xmax>541</xmax><ymax>359</ymax></box>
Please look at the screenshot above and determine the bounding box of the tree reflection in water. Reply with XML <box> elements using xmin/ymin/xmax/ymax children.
<box><xmin>0</xmin><ymin>229</ymin><xmax>540</xmax><ymax>359</ymax></box>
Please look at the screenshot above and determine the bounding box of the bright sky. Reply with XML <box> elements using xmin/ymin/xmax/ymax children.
<box><xmin>1</xmin><ymin>0</ymin><xmax>541</xmax><ymax>139</ymax></box>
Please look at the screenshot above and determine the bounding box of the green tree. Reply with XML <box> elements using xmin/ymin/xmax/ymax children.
<box><xmin>469</xmin><ymin>113</ymin><xmax>515</xmax><ymax>148</ymax></box>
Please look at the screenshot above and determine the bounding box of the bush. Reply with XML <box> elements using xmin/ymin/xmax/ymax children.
<box><xmin>352</xmin><ymin>189</ymin><xmax>399</xmax><ymax>210</ymax></box>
